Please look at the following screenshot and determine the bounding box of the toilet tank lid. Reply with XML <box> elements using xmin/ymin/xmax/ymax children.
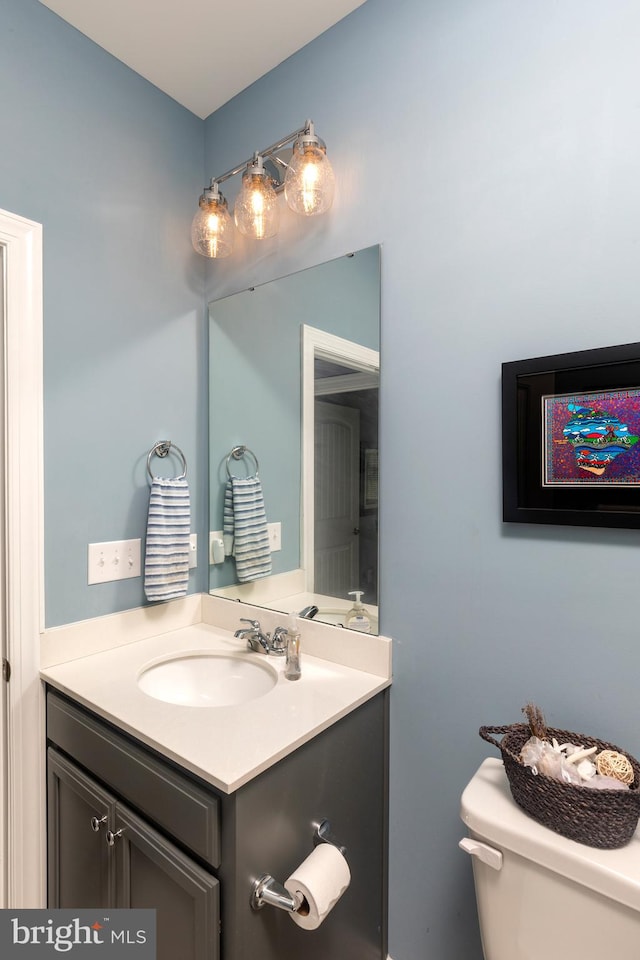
<box><xmin>460</xmin><ymin>758</ymin><xmax>640</xmax><ymax>914</ymax></box>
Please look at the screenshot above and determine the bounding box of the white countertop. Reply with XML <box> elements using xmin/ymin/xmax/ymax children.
<box><xmin>41</xmin><ymin>618</ymin><xmax>390</xmax><ymax>794</ymax></box>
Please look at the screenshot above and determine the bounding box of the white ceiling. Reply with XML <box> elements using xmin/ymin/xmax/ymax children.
<box><xmin>38</xmin><ymin>0</ymin><xmax>366</xmax><ymax>119</ymax></box>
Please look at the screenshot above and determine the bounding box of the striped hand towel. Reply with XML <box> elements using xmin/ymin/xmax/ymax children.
<box><xmin>223</xmin><ymin>476</ymin><xmax>272</xmax><ymax>583</ymax></box>
<box><xmin>144</xmin><ymin>477</ymin><xmax>191</xmax><ymax>601</ymax></box>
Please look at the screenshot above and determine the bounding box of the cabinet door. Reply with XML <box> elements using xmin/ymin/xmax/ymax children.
<box><xmin>47</xmin><ymin>748</ymin><xmax>115</xmax><ymax>908</ymax></box>
<box><xmin>113</xmin><ymin>804</ymin><xmax>219</xmax><ymax>960</ymax></box>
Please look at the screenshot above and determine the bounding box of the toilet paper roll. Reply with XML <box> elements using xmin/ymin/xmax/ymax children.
<box><xmin>284</xmin><ymin>842</ymin><xmax>351</xmax><ymax>930</ymax></box>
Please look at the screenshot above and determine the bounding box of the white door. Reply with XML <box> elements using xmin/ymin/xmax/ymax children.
<box><xmin>0</xmin><ymin>208</ymin><xmax>45</xmax><ymax>907</ymax></box>
<box><xmin>314</xmin><ymin>401</ymin><xmax>360</xmax><ymax>597</ymax></box>
<box><xmin>0</xmin><ymin>243</ymin><xmax>6</xmax><ymax>906</ymax></box>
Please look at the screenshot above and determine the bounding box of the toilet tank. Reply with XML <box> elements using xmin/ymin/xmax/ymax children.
<box><xmin>460</xmin><ymin>758</ymin><xmax>640</xmax><ymax>960</ymax></box>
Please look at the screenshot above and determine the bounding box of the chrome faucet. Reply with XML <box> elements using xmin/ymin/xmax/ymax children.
<box><xmin>234</xmin><ymin>618</ymin><xmax>271</xmax><ymax>654</ymax></box>
<box><xmin>234</xmin><ymin>618</ymin><xmax>286</xmax><ymax>656</ymax></box>
<box><xmin>298</xmin><ymin>605</ymin><xmax>318</xmax><ymax>619</ymax></box>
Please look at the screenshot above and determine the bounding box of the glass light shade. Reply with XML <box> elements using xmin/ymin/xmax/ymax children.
<box><xmin>191</xmin><ymin>191</ymin><xmax>233</xmax><ymax>259</ymax></box>
<box><xmin>284</xmin><ymin>139</ymin><xmax>335</xmax><ymax>216</ymax></box>
<box><xmin>234</xmin><ymin>161</ymin><xmax>279</xmax><ymax>239</ymax></box>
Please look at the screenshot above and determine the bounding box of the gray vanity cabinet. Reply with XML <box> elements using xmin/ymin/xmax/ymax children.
<box><xmin>46</xmin><ymin>686</ymin><xmax>388</xmax><ymax>960</ymax></box>
<box><xmin>112</xmin><ymin>804</ymin><xmax>219</xmax><ymax>960</ymax></box>
<box><xmin>47</xmin><ymin>748</ymin><xmax>114</xmax><ymax>908</ymax></box>
<box><xmin>46</xmin><ymin>704</ymin><xmax>220</xmax><ymax>960</ymax></box>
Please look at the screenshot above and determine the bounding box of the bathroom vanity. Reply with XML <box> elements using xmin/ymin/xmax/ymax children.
<box><xmin>41</xmin><ymin>603</ymin><xmax>391</xmax><ymax>960</ymax></box>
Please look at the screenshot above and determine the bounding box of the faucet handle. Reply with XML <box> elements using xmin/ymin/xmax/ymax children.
<box><xmin>239</xmin><ymin>618</ymin><xmax>262</xmax><ymax>631</ymax></box>
<box><xmin>270</xmin><ymin>625</ymin><xmax>289</xmax><ymax>653</ymax></box>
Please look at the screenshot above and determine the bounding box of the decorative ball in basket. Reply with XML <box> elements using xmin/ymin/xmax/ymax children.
<box><xmin>479</xmin><ymin>705</ymin><xmax>640</xmax><ymax>849</ymax></box>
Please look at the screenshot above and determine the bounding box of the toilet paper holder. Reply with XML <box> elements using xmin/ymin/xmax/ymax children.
<box><xmin>250</xmin><ymin>818</ymin><xmax>346</xmax><ymax>913</ymax></box>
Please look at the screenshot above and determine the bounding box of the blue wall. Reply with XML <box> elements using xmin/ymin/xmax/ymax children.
<box><xmin>204</xmin><ymin>1</ymin><xmax>640</xmax><ymax>958</ymax></box>
<box><xmin>4</xmin><ymin>0</ymin><xmax>640</xmax><ymax>957</ymax></box>
<box><xmin>0</xmin><ymin>0</ymin><xmax>206</xmax><ymax>626</ymax></box>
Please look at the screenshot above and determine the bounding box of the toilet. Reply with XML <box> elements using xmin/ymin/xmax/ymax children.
<box><xmin>460</xmin><ymin>758</ymin><xmax>640</xmax><ymax>959</ymax></box>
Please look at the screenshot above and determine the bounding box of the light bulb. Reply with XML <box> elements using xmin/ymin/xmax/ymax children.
<box><xmin>284</xmin><ymin>124</ymin><xmax>335</xmax><ymax>216</ymax></box>
<box><xmin>191</xmin><ymin>186</ymin><xmax>233</xmax><ymax>258</ymax></box>
<box><xmin>234</xmin><ymin>156</ymin><xmax>279</xmax><ymax>239</ymax></box>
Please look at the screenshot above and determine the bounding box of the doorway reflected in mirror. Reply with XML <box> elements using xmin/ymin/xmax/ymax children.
<box><xmin>314</xmin><ymin>380</ymin><xmax>378</xmax><ymax>606</ymax></box>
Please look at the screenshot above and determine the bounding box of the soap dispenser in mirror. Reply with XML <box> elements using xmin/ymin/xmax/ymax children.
<box><xmin>346</xmin><ymin>592</ymin><xmax>372</xmax><ymax>634</ymax></box>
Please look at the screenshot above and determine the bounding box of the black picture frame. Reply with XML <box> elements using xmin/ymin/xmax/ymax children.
<box><xmin>502</xmin><ymin>341</ymin><xmax>640</xmax><ymax>528</ymax></box>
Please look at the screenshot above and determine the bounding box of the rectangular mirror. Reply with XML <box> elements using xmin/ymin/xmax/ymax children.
<box><xmin>208</xmin><ymin>245</ymin><xmax>380</xmax><ymax>634</ymax></box>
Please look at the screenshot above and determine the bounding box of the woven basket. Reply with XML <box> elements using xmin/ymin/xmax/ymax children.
<box><xmin>480</xmin><ymin>723</ymin><xmax>640</xmax><ymax>849</ymax></box>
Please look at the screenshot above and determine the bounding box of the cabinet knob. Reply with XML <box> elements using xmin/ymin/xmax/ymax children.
<box><xmin>90</xmin><ymin>815</ymin><xmax>107</xmax><ymax>833</ymax></box>
<box><xmin>106</xmin><ymin>828</ymin><xmax>125</xmax><ymax>847</ymax></box>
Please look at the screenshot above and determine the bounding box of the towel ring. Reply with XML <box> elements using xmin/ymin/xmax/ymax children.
<box><xmin>146</xmin><ymin>440</ymin><xmax>187</xmax><ymax>481</ymax></box>
<box><xmin>226</xmin><ymin>445</ymin><xmax>260</xmax><ymax>479</ymax></box>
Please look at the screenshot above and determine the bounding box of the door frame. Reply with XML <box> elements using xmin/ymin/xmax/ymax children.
<box><xmin>301</xmin><ymin>325</ymin><xmax>379</xmax><ymax>591</ymax></box>
<box><xmin>0</xmin><ymin>207</ymin><xmax>45</xmax><ymax>906</ymax></box>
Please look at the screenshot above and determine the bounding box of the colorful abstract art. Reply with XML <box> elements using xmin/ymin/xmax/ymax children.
<box><xmin>544</xmin><ymin>389</ymin><xmax>640</xmax><ymax>485</ymax></box>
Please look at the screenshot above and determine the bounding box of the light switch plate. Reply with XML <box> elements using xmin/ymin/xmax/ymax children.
<box><xmin>189</xmin><ymin>533</ymin><xmax>197</xmax><ymax>568</ymax></box>
<box><xmin>88</xmin><ymin>539</ymin><xmax>141</xmax><ymax>584</ymax></box>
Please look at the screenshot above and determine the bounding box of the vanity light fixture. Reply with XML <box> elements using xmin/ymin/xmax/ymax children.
<box><xmin>191</xmin><ymin>120</ymin><xmax>335</xmax><ymax>258</ymax></box>
<box><xmin>234</xmin><ymin>154</ymin><xmax>280</xmax><ymax>240</ymax></box>
<box><xmin>191</xmin><ymin>182</ymin><xmax>234</xmax><ymax>259</ymax></box>
<box><xmin>284</xmin><ymin>122</ymin><xmax>335</xmax><ymax>216</ymax></box>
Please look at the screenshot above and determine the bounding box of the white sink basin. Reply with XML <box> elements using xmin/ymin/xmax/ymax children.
<box><xmin>137</xmin><ymin>652</ymin><xmax>277</xmax><ymax>707</ymax></box>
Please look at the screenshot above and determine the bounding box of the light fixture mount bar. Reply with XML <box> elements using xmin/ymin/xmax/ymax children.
<box><xmin>208</xmin><ymin>121</ymin><xmax>312</xmax><ymax>189</ymax></box>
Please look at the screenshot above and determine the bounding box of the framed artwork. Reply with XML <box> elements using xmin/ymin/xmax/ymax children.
<box><xmin>502</xmin><ymin>341</ymin><xmax>640</xmax><ymax>527</ymax></box>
